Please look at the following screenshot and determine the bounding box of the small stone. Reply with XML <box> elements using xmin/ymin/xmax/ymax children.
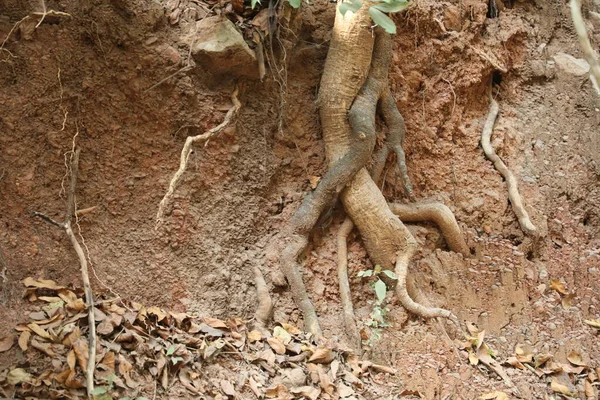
<box><xmin>546</xmin><ymin>322</ymin><xmax>557</xmax><ymax>330</ymax></box>
<box><xmin>539</xmin><ymin>269</ymin><xmax>548</xmax><ymax>281</ymax></box>
<box><xmin>553</xmin><ymin>53</ymin><xmax>590</xmax><ymax>76</ymax></box>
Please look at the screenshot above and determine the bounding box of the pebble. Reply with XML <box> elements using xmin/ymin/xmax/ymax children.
<box><xmin>547</xmin><ymin>322</ymin><xmax>557</xmax><ymax>330</ymax></box>
<box><xmin>539</xmin><ymin>269</ymin><xmax>549</xmax><ymax>280</ymax></box>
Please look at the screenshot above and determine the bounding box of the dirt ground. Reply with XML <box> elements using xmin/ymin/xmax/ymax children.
<box><xmin>1</xmin><ymin>0</ymin><xmax>599</xmax><ymax>398</ymax></box>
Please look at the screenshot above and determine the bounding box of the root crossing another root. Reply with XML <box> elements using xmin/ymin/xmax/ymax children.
<box><xmin>481</xmin><ymin>97</ymin><xmax>537</xmax><ymax>236</ymax></box>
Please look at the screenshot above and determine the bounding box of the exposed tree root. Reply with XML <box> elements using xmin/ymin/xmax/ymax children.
<box><xmin>388</xmin><ymin>202</ymin><xmax>470</xmax><ymax>256</ymax></box>
<box><xmin>156</xmin><ymin>87</ymin><xmax>241</xmax><ymax>225</ymax></box>
<box><xmin>481</xmin><ymin>97</ymin><xmax>538</xmax><ymax>236</ymax></box>
<box><xmin>253</xmin><ymin>267</ymin><xmax>273</xmax><ymax>333</ymax></box>
<box><xmin>570</xmin><ymin>0</ymin><xmax>600</xmax><ymax>96</ymax></box>
<box><xmin>33</xmin><ymin>148</ymin><xmax>96</xmax><ymax>397</ymax></box>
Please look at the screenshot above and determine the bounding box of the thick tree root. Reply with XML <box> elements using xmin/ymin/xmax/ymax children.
<box><xmin>571</xmin><ymin>0</ymin><xmax>600</xmax><ymax>95</ymax></box>
<box><xmin>388</xmin><ymin>202</ymin><xmax>470</xmax><ymax>256</ymax></box>
<box><xmin>253</xmin><ymin>267</ymin><xmax>273</xmax><ymax>333</ymax></box>
<box><xmin>482</xmin><ymin>97</ymin><xmax>538</xmax><ymax>236</ymax></box>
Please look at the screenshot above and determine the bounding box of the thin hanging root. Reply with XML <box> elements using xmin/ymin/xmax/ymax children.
<box><xmin>336</xmin><ymin>218</ymin><xmax>362</xmax><ymax>351</ymax></box>
<box><xmin>156</xmin><ymin>87</ymin><xmax>241</xmax><ymax>226</ymax></box>
<box><xmin>571</xmin><ymin>0</ymin><xmax>600</xmax><ymax>96</ymax></box>
<box><xmin>253</xmin><ymin>267</ymin><xmax>273</xmax><ymax>332</ymax></box>
<box><xmin>482</xmin><ymin>98</ymin><xmax>538</xmax><ymax>236</ymax></box>
<box><xmin>33</xmin><ymin>148</ymin><xmax>96</xmax><ymax>397</ymax></box>
<box><xmin>388</xmin><ymin>202</ymin><xmax>470</xmax><ymax>256</ymax></box>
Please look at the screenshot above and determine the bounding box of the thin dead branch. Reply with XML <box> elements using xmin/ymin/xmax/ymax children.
<box><xmin>481</xmin><ymin>97</ymin><xmax>538</xmax><ymax>236</ymax></box>
<box><xmin>33</xmin><ymin>148</ymin><xmax>96</xmax><ymax>396</ymax></box>
<box><xmin>156</xmin><ymin>87</ymin><xmax>241</xmax><ymax>225</ymax></box>
<box><xmin>570</xmin><ymin>0</ymin><xmax>600</xmax><ymax>95</ymax></box>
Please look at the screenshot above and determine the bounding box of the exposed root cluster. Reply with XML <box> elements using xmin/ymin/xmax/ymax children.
<box><xmin>481</xmin><ymin>97</ymin><xmax>538</xmax><ymax>237</ymax></box>
<box><xmin>570</xmin><ymin>0</ymin><xmax>600</xmax><ymax>96</ymax></box>
<box><xmin>269</xmin><ymin>6</ymin><xmax>469</xmax><ymax>345</ymax></box>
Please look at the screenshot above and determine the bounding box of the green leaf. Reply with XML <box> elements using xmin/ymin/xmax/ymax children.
<box><xmin>339</xmin><ymin>0</ymin><xmax>362</xmax><ymax>16</ymax></box>
<box><xmin>368</xmin><ymin>7</ymin><xmax>397</xmax><ymax>33</ymax></box>
<box><xmin>358</xmin><ymin>270</ymin><xmax>373</xmax><ymax>277</ymax></box>
<box><xmin>287</xmin><ymin>0</ymin><xmax>301</xmax><ymax>8</ymax></box>
<box><xmin>251</xmin><ymin>0</ymin><xmax>260</xmax><ymax>9</ymax></box>
<box><xmin>166</xmin><ymin>345</ymin><xmax>176</xmax><ymax>356</ymax></box>
<box><xmin>91</xmin><ymin>387</ymin><xmax>108</xmax><ymax>395</ymax></box>
<box><xmin>372</xmin><ymin>0</ymin><xmax>409</xmax><ymax>13</ymax></box>
<box><xmin>382</xmin><ymin>270</ymin><xmax>397</xmax><ymax>280</ymax></box>
<box><xmin>171</xmin><ymin>356</ymin><xmax>184</xmax><ymax>364</ymax></box>
<box><xmin>374</xmin><ymin>279</ymin><xmax>387</xmax><ymax>302</ymax></box>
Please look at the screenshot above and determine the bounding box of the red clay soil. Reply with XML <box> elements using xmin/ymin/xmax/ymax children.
<box><xmin>1</xmin><ymin>0</ymin><xmax>599</xmax><ymax>398</ymax></box>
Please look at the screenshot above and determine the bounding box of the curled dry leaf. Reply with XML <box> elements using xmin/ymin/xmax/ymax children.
<box><xmin>274</xmin><ymin>326</ymin><xmax>293</xmax><ymax>344</ymax></box>
<box><xmin>479</xmin><ymin>391</ymin><xmax>508</xmax><ymax>400</ymax></box>
<box><xmin>0</xmin><ymin>335</ymin><xmax>14</xmax><ymax>352</ymax></box>
<box><xmin>18</xmin><ymin>331</ymin><xmax>30</xmax><ymax>351</ymax></box>
<box><xmin>309</xmin><ymin>176</ymin><xmax>321</xmax><ymax>189</ymax></box>
<box><xmin>308</xmin><ymin>347</ymin><xmax>334</xmax><ymax>364</ymax></box>
<box><xmin>265</xmin><ymin>383</ymin><xmax>293</xmax><ymax>399</ymax></box>
<box><xmin>551</xmin><ymin>378</ymin><xmax>576</xmax><ymax>396</ymax></box>
<box><xmin>549</xmin><ymin>279</ymin><xmax>568</xmax><ymax>295</ymax></box>
<box><xmin>585</xmin><ymin>379</ymin><xmax>596</xmax><ymax>398</ymax></box>
<box><xmin>583</xmin><ymin>319</ymin><xmax>600</xmax><ymax>329</ymax></box>
<box><xmin>281</xmin><ymin>322</ymin><xmax>301</xmax><ymax>335</ymax></box>
<box><xmin>567</xmin><ymin>350</ymin><xmax>588</xmax><ymax>367</ymax></box>
<box><xmin>561</xmin><ymin>293</ymin><xmax>575</xmax><ymax>308</ymax></box>
<box><xmin>27</xmin><ymin>322</ymin><xmax>52</xmax><ymax>340</ymax></box>
<box><xmin>6</xmin><ymin>368</ymin><xmax>32</xmax><ymax>385</ymax></box>
<box><xmin>220</xmin><ymin>379</ymin><xmax>236</xmax><ymax>397</ymax></box>
<box><xmin>290</xmin><ymin>385</ymin><xmax>321</xmax><ymax>400</ymax></box>
<box><xmin>23</xmin><ymin>277</ymin><xmax>64</xmax><ymax>290</ymax></box>
<box><xmin>267</xmin><ymin>337</ymin><xmax>286</xmax><ymax>355</ymax></box>
<box><xmin>204</xmin><ymin>317</ymin><xmax>228</xmax><ymax>329</ymax></box>
<box><xmin>247</xmin><ymin>330</ymin><xmax>262</xmax><ymax>342</ymax></box>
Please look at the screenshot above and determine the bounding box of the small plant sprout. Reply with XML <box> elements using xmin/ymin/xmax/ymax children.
<box><xmin>357</xmin><ymin>265</ymin><xmax>397</xmax><ymax>345</ymax></box>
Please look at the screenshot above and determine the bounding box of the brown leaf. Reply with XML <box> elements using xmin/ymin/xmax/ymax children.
<box><xmin>317</xmin><ymin>364</ymin><xmax>333</xmax><ymax>394</ymax></box>
<box><xmin>72</xmin><ymin>339</ymin><xmax>89</xmax><ymax>371</ymax></box>
<box><xmin>567</xmin><ymin>350</ymin><xmax>588</xmax><ymax>367</ymax></box>
<box><xmin>67</xmin><ymin>350</ymin><xmax>76</xmax><ymax>370</ymax></box>
<box><xmin>62</xmin><ymin>326</ymin><xmax>81</xmax><ymax>347</ymax></box>
<box><xmin>308</xmin><ymin>347</ymin><xmax>334</xmax><ymax>363</ymax></box>
<box><xmin>267</xmin><ymin>337</ymin><xmax>286</xmax><ymax>355</ymax></box>
<box><xmin>31</xmin><ymin>338</ymin><xmax>56</xmax><ymax>357</ymax></box>
<box><xmin>561</xmin><ymin>293</ymin><xmax>575</xmax><ymax>308</ymax></box>
<box><xmin>468</xmin><ymin>351</ymin><xmax>479</xmax><ymax>366</ymax></box>
<box><xmin>549</xmin><ymin>279</ymin><xmax>568</xmax><ymax>295</ymax></box>
<box><xmin>337</xmin><ymin>382</ymin><xmax>354</xmax><ymax>398</ymax></box>
<box><xmin>0</xmin><ymin>335</ymin><xmax>14</xmax><ymax>352</ymax></box>
<box><xmin>204</xmin><ymin>317</ymin><xmax>228</xmax><ymax>329</ymax></box>
<box><xmin>147</xmin><ymin>306</ymin><xmax>167</xmax><ymax>321</ymax></box>
<box><xmin>101</xmin><ymin>351</ymin><xmax>116</xmax><ymax>372</ymax></box>
<box><xmin>551</xmin><ymin>379</ymin><xmax>575</xmax><ymax>396</ymax></box>
<box><xmin>23</xmin><ymin>277</ymin><xmax>63</xmax><ymax>290</ymax></box>
<box><xmin>505</xmin><ymin>356</ymin><xmax>525</xmax><ymax>369</ymax></box>
<box><xmin>265</xmin><ymin>383</ymin><xmax>293</xmax><ymax>399</ymax></box>
<box><xmin>515</xmin><ymin>344</ymin><xmax>533</xmax><ymax>363</ymax></box>
<box><xmin>65</xmin><ymin>370</ymin><xmax>84</xmax><ymax>389</ymax></box>
<box><xmin>534</xmin><ymin>353</ymin><xmax>553</xmax><ymax>368</ymax></box>
<box><xmin>475</xmin><ymin>329</ymin><xmax>486</xmax><ymax>351</ymax></box>
<box><xmin>479</xmin><ymin>391</ymin><xmax>508</xmax><ymax>400</ymax></box>
<box><xmin>309</xmin><ymin>176</ymin><xmax>321</xmax><ymax>189</ymax></box>
<box><xmin>118</xmin><ymin>353</ymin><xmax>133</xmax><ymax>376</ymax></box>
<box><xmin>248</xmin><ymin>377</ymin><xmax>262</xmax><ymax>397</ymax></box>
<box><xmin>247</xmin><ymin>330</ymin><xmax>262</xmax><ymax>342</ymax></box>
<box><xmin>18</xmin><ymin>331</ymin><xmax>30</xmax><ymax>351</ymax></box>
<box><xmin>220</xmin><ymin>380</ymin><xmax>236</xmax><ymax>396</ymax></box>
<box><xmin>6</xmin><ymin>368</ymin><xmax>32</xmax><ymax>385</ymax></box>
<box><xmin>399</xmin><ymin>389</ymin><xmax>424</xmax><ymax>398</ymax></box>
<box><xmin>27</xmin><ymin>323</ymin><xmax>52</xmax><ymax>340</ymax></box>
<box><xmin>281</xmin><ymin>322</ymin><xmax>301</xmax><ymax>335</ymax></box>
<box><xmin>97</xmin><ymin>319</ymin><xmax>115</xmax><ymax>336</ymax></box>
<box><xmin>290</xmin><ymin>385</ymin><xmax>321</xmax><ymax>400</ymax></box>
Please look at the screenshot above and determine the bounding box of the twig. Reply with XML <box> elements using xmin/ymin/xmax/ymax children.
<box><xmin>441</xmin><ymin>78</ymin><xmax>457</xmax><ymax>117</ymax></box>
<box><xmin>481</xmin><ymin>97</ymin><xmax>538</xmax><ymax>236</ymax></box>
<box><xmin>0</xmin><ymin>244</ymin><xmax>8</xmax><ymax>306</ymax></box>
<box><xmin>144</xmin><ymin>65</ymin><xmax>193</xmax><ymax>93</ymax></box>
<box><xmin>570</xmin><ymin>0</ymin><xmax>600</xmax><ymax>95</ymax></box>
<box><xmin>156</xmin><ymin>87</ymin><xmax>241</xmax><ymax>225</ymax></box>
<box><xmin>33</xmin><ymin>148</ymin><xmax>96</xmax><ymax>397</ymax></box>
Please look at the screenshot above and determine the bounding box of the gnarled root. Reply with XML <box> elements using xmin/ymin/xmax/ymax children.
<box><xmin>253</xmin><ymin>267</ymin><xmax>273</xmax><ymax>333</ymax></box>
<box><xmin>482</xmin><ymin>97</ymin><xmax>537</xmax><ymax>236</ymax></box>
<box><xmin>570</xmin><ymin>0</ymin><xmax>600</xmax><ymax>96</ymax></box>
<box><xmin>388</xmin><ymin>202</ymin><xmax>470</xmax><ymax>256</ymax></box>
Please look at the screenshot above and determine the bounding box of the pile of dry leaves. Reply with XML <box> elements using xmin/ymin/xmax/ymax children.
<box><xmin>0</xmin><ymin>278</ymin><xmax>398</xmax><ymax>399</ymax></box>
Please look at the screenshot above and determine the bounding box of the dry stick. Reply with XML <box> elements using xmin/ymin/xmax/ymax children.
<box><xmin>156</xmin><ymin>87</ymin><xmax>241</xmax><ymax>225</ymax></box>
<box><xmin>253</xmin><ymin>267</ymin><xmax>273</xmax><ymax>332</ymax></box>
<box><xmin>570</xmin><ymin>0</ymin><xmax>600</xmax><ymax>95</ymax></box>
<box><xmin>33</xmin><ymin>148</ymin><xmax>96</xmax><ymax>397</ymax></box>
<box><xmin>481</xmin><ymin>97</ymin><xmax>537</xmax><ymax>236</ymax></box>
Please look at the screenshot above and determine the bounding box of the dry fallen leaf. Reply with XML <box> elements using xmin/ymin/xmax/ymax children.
<box><xmin>309</xmin><ymin>176</ymin><xmax>321</xmax><ymax>189</ymax></box>
<box><xmin>567</xmin><ymin>350</ymin><xmax>588</xmax><ymax>367</ymax></box>
<box><xmin>534</xmin><ymin>353</ymin><xmax>553</xmax><ymax>368</ymax></box>
<box><xmin>551</xmin><ymin>378</ymin><xmax>575</xmax><ymax>396</ymax></box>
<box><xmin>267</xmin><ymin>337</ymin><xmax>286</xmax><ymax>355</ymax></box>
<box><xmin>23</xmin><ymin>277</ymin><xmax>63</xmax><ymax>290</ymax></box>
<box><xmin>6</xmin><ymin>368</ymin><xmax>32</xmax><ymax>385</ymax></box>
<box><xmin>265</xmin><ymin>383</ymin><xmax>293</xmax><ymax>399</ymax></box>
<box><xmin>27</xmin><ymin>322</ymin><xmax>52</xmax><ymax>340</ymax></box>
<box><xmin>468</xmin><ymin>351</ymin><xmax>479</xmax><ymax>366</ymax></box>
<box><xmin>549</xmin><ymin>279</ymin><xmax>568</xmax><ymax>295</ymax></box>
<box><xmin>308</xmin><ymin>347</ymin><xmax>334</xmax><ymax>364</ymax></box>
<box><xmin>0</xmin><ymin>335</ymin><xmax>14</xmax><ymax>352</ymax></box>
<box><xmin>479</xmin><ymin>391</ymin><xmax>509</xmax><ymax>400</ymax></box>
<box><xmin>585</xmin><ymin>379</ymin><xmax>596</xmax><ymax>398</ymax></box>
<box><xmin>561</xmin><ymin>293</ymin><xmax>575</xmax><ymax>308</ymax></box>
<box><xmin>220</xmin><ymin>379</ymin><xmax>236</xmax><ymax>396</ymax></box>
<box><xmin>67</xmin><ymin>350</ymin><xmax>76</xmax><ymax>371</ymax></box>
<box><xmin>101</xmin><ymin>351</ymin><xmax>116</xmax><ymax>372</ymax></box>
<box><xmin>281</xmin><ymin>322</ymin><xmax>301</xmax><ymax>335</ymax></box>
<box><xmin>247</xmin><ymin>330</ymin><xmax>262</xmax><ymax>342</ymax></box>
<box><xmin>72</xmin><ymin>339</ymin><xmax>89</xmax><ymax>371</ymax></box>
<box><xmin>583</xmin><ymin>319</ymin><xmax>600</xmax><ymax>329</ymax></box>
<box><xmin>274</xmin><ymin>326</ymin><xmax>293</xmax><ymax>344</ymax></box>
<box><xmin>18</xmin><ymin>331</ymin><xmax>30</xmax><ymax>351</ymax></box>
<box><xmin>290</xmin><ymin>385</ymin><xmax>321</xmax><ymax>400</ymax></box>
<box><xmin>204</xmin><ymin>317</ymin><xmax>228</xmax><ymax>329</ymax></box>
